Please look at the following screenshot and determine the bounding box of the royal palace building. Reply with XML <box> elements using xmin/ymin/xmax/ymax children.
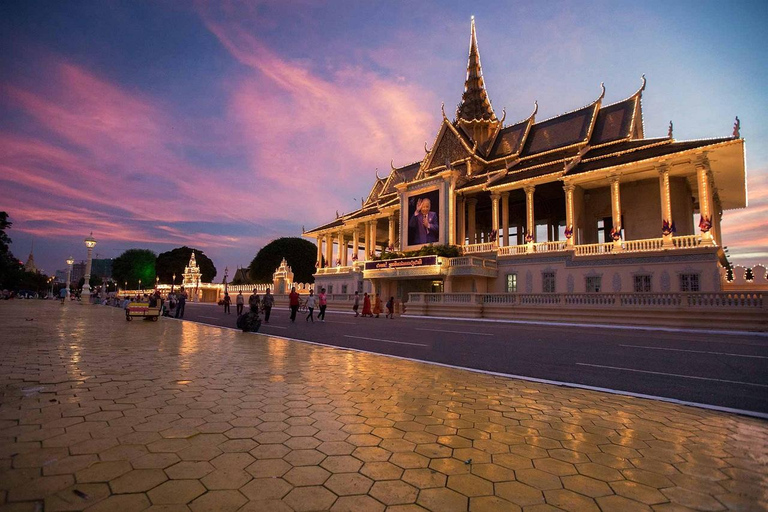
<box><xmin>304</xmin><ymin>19</ymin><xmax>748</xmax><ymax>315</ymax></box>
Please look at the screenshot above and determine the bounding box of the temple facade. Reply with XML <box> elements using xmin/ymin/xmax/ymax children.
<box><xmin>305</xmin><ymin>19</ymin><xmax>747</xmax><ymax>308</ymax></box>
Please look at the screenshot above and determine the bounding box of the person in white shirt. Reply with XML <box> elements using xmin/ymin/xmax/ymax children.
<box><xmin>305</xmin><ymin>290</ymin><xmax>317</xmax><ymax>323</ymax></box>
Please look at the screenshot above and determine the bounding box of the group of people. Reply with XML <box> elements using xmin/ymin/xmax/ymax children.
<box><xmin>223</xmin><ymin>288</ymin><xmax>275</xmax><ymax>322</ymax></box>
<box><xmin>353</xmin><ymin>291</ymin><xmax>395</xmax><ymax>319</ymax></box>
<box><xmin>163</xmin><ymin>287</ymin><xmax>188</xmax><ymax>318</ymax></box>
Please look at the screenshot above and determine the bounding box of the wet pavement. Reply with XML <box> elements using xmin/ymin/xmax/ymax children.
<box><xmin>1</xmin><ymin>301</ymin><xmax>767</xmax><ymax>511</ymax></box>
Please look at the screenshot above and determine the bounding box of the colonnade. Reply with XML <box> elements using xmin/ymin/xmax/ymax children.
<box><xmin>315</xmin><ymin>161</ymin><xmax>718</xmax><ymax>267</ymax></box>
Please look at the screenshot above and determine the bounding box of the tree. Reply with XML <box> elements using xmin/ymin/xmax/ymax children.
<box><xmin>112</xmin><ymin>249</ymin><xmax>157</xmax><ymax>289</ymax></box>
<box><xmin>249</xmin><ymin>237</ymin><xmax>318</xmax><ymax>284</ymax></box>
<box><xmin>156</xmin><ymin>247</ymin><xmax>216</xmax><ymax>284</ymax></box>
<box><xmin>0</xmin><ymin>212</ymin><xmax>25</xmax><ymax>289</ymax></box>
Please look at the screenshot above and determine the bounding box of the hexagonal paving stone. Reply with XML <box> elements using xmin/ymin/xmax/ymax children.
<box><xmin>201</xmin><ymin>468</ymin><xmax>252</xmax><ymax>490</ymax></box>
<box><xmin>330</xmin><ymin>495</ymin><xmax>385</xmax><ymax>512</ymax></box>
<box><xmin>319</xmin><ymin>455</ymin><xmax>364</xmax><ymax>474</ymax></box>
<box><xmin>250</xmin><ymin>443</ymin><xmax>291</xmax><ymax>459</ymax></box>
<box><xmin>596</xmin><ymin>494</ymin><xmax>654</xmax><ymax>512</ymax></box>
<box><xmin>495</xmin><ymin>481</ymin><xmax>545</xmax><ymax>507</ymax></box>
<box><xmin>147</xmin><ymin>479</ymin><xmax>206</xmax><ymax>505</ymax></box>
<box><xmin>417</xmin><ymin>487</ymin><xmax>468</xmax><ymax>512</ymax></box>
<box><xmin>577</xmin><ymin>462</ymin><xmax>624</xmax><ymax>482</ymax></box>
<box><xmin>402</xmin><ymin>468</ymin><xmax>447</xmax><ymax>489</ymax></box>
<box><xmin>447</xmin><ymin>473</ymin><xmax>494</xmax><ymax>497</ymax></box>
<box><xmin>610</xmin><ymin>480</ymin><xmax>667</xmax><ymax>505</ymax></box>
<box><xmin>390</xmin><ymin>452</ymin><xmax>430</xmax><ymax>469</ymax></box>
<box><xmin>109</xmin><ymin>469</ymin><xmax>168</xmax><ymax>493</ymax></box>
<box><xmin>246</xmin><ymin>458</ymin><xmax>292</xmax><ymax>479</ymax></box>
<box><xmin>317</xmin><ymin>441</ymin><xmax>355</xmax><ymax>456</ymax></box>
<box><xmin>515</xmin><ymin>468</ymin><xmax>562</xmax><ymax>490</ymax></box>
<box><xmin>164</xmin><ymin>461</ymin><xmax>214</xmax><ymax>480</ymax></box>
<box><xmin>241</xmin><ymin>477</ymin><xmax>293</xmax><ymax>501</ymax></box>
<box><xmin>470</xmin><ymin>463</ymin><xmax>515</xmax><ymax>483</ymax></box>
<box><xmin>189</xmin><ymin>489</ymin><xmax>248</xmax><ymax>512</ymax></box>
<box><xmin>75</xmin><ymin>460</ymin><xmax>132</xmax><ymax>483</ymax></box>
<box><xmin>352</xmin><ymin>446</ymin><xmax>391</xmax><ymax>462</ymax></box>
<box><xmin>284</xmin><ymin>466</ymin><xmax>331</xmax><ymax>486</ymax></box>
<box><xmin>284</xmin><ymin>449</ymin><xmax>326</xmax><ymax>467</ymax></box>
<box><xmin>210</xmin><ymin>452</ymin><xmax>255</xmax><ymax>470</ymax></box>
<box><xmin>544</xmin><ymin>489</ymin><xmax>601</xmax><ymax>511</ymax></box>
<box><xmin>283</xmin><ymin>486</ymin><xmax>337</xmax><ymax>512</ymax></box>
<box><xmin>360</xmin><ymin>461</ymin><xmax>403</xmax><ymax>480</ymax></box>
<box><xmin>469</xmin><ymin>495</ymin><xmax>523</xmax><ymax>512</ymax></box>
<box><xmin>131</xmin><ymin>452</ymin><xmax>181</xmax><ymax>469</ymax></box>
<box><xmin>81</xmin><ymin>493</ymin><xmax>151</xmax><ymax>512</ymax></box>
<box><xmin>561</xmin><ymin>474</ymin><xmax>613</xmax><ymax>498</ymax></box>
<box><xmin>324</xmin><ymin>472</ymin><xmax>373</xmax><ymax>495</ymax></box>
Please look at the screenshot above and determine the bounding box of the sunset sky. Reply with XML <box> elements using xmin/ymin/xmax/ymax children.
<box><xmin>2</xmin><ymin>0</ymin><xmax>767</xmax><ymax>278</ymax></box>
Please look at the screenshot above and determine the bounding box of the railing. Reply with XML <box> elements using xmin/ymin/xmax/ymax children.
<box><xmin>315</xmin><ymin>265</ymin><xmax>356</xmax><ymax>275</ymax></box>
<box><xmin>463</xmin><ymin>242</ymin><xmax>497</xmax><ymax>254</ymax></box>
<box><xmin>673</xmin><ymin>234</ymin><xmax>702</xmax><ymax>248</ymax></box>
<box><xmin>411</xmin><ymin>292</ymin><xmax>764</xmax><ymax>309</ymax></box>
<box><xmin>498</xmin><ymin>245</ymin><xmax>529</xmax><ymax>256</ymax></box>
<box><xmin>445</xmin><ymin>257</ymin><xmax>497</xmax><ymax>270</ymax></box>
<box><xmin>573</xmin><ymin>242</ymin><xmax>615</xmax><ymax>256</ymax></box>
<box><xmin>623</xmin><ymin>238</ymin><xmax>663</xmax><ymax>252</ymax></box>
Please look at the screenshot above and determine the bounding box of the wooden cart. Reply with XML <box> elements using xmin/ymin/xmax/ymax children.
<box><xmin>126</xmin><ymin>303</ymin><xmax>161</xmax><ymax>321</ymax></box>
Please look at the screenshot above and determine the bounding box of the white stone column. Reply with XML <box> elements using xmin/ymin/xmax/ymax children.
<box><xmin>491</xmin><ymin>193</ymin><xmax>500</xmax><ymax>246</ymax></box>
<box><xmin>82</xmin><ymin>234</ymin><xmax>96</xmax><ymax>301</ymax></box>
<box><xmin>501</xmin><ymin>192</ymin><xmax>510</xmax><ymax>247</ymax></box>
<box><xmin>341</xmin><ymin>233</ymin><xmax>348</xmax><ymax>266</ymax></box>
<box><xmin>696</xmin><ymin>162</ymin><xmax>715</xmax><ymax>245</ymax></box>
<box><xmin>564</xmin><ymin>184</ymin><xmax>575</xmax><ymax>247</ymax></box>
<box><xmin>368</xmin><ymin>220</ymin><xmax>377</xmax><ymax>258</ymax></box>
<box><xmin>388</xmin><ymin>214</ymin><xmax>396</xmax><ymax>250</ymax></box>
<box><xmin>316</xmin><ymin>236</ymin><xmax>323</xmax><ymax>267</ymax></box>
<box><xmin>353</xmin><ymin>226</ymin><xmax>360</xmax><ymax>262</ymax></box>
<box><xmin>610</xmin><ymin>176</ymin><xmax>623</xmax><ymax>250</ymax></box>
<box><xmin>66</xmin><ymin>257</ymin><xmax>73</xmax><ymax>299</ymax></box>
<box><xmin>524</xmin><ymin>185</ymin><xmax>535</xmax><ymax>250</ymax></box>
<box><xmin>325</xmin><ymin>233</ymin><xmax>332</xmax><ymax>267</ymax></box>
<box><xmin>336</xmin><ymin>231</ymin><xmax>343</xmax><ymax>266</ymax></box>
<box><xmin>363</xmin><ymin>222</ymin><xmax>370</xmax><ymax>259</ymax></box>
<box><xmin>457</xmin><ymin>196</ymin><xmax>466</xmax><ymax>246</ymax></box>
<box><xmin>658</xmin><ymin>165</ymin><xmax>674</xmax><ymax>247</ymax></box>
<box><xmin>467</xmin><ymin>197</ymin><xmax>477</xmax><ymax>245</ymax></box>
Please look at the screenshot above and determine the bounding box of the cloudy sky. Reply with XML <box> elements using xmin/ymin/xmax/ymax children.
<box><xmin>1</xmin><ymin>0</ymin><xmax>766</xmax><ymax>277</ymax></box>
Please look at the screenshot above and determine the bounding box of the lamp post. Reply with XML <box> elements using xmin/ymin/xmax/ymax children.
<box><xmin>124</xmin><ymin>281</ymin><xmax>128</xmax><ymax>294</ymax></box>
<box><xmin>138</xmin><ymin>279</ymin><xmax>142</xmax><ymax>292</ymax></box>
<box><xmin>66</xmin><ymin>256</ymin><xmax>74</xmax><ymax>300</ymax></box>
<box><xmin>224</xmin><ymin>266</ymin><xmax>229</xmax><ymax>294</ymax></box>
<box><xmin>82</xmin><ymin>233</ymin><xmax>97</xmax><ymax>302</ymax></box>
<box><xmin>156</xmin><ymin>275</ymin><xmax>159</xmax><ymax>290</ymax></box>
<box><xmin>172</xmin><ymin>273</ymin><xmax>176</xmax><ymax>293</ymax></box>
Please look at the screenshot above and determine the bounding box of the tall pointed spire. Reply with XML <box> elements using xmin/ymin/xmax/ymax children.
<box><xmin>456</xmin><ymin>16</ymin><xmax>497</xmax><ymax>123</ymax></box>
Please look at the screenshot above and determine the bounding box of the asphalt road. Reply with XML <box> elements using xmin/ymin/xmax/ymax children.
<box><xmin>178</xmin><ymin>303</ymin><xmax>768</xmax><ymax>416</ymax></box>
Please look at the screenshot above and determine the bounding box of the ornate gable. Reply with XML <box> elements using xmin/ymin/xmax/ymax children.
<box><xmin>422</xmin><ymin>122</ymin><xmax>472</xmax><ymax>173</ymax></box>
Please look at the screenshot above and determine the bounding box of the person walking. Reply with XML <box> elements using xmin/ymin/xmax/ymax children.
<box><xmin>352</xmin><ymin>291</ymin><xmax>360</xmax><ymax>317</ymax></box>
<box><xmin>305</xmin><ymin>290</ymin><xmax>317</xmax><ymax>322</ymax></box>
<box><xmin>317</xmin><ymin>288</ymin><xmax>327</xmax><ymax>322</ymax></box>
<box><xmin>362</xmin><ymin>292</ymin><xmax>372</xmax><ymax>317</ymax></box>
<box><xmin>373</xmin><ymin>295</ymin><xmax>382</xmax><ymax>318</ymax></box>
<box><xmin>262</xmin><ymin>289</ymin><xmax>274</xmax><ymax>323</ymax></box>
<box><xmin>236</xmin><ymin>291</ymin><xmax>244</xmax><ymax>316</ymax></box>
<box><xmin>385</xmin><ymin>296</ymin><xmax>395</xmax><ymax>319</ymax></box>
<box><xmin>166</xmin><ymin>291</ymin><xmax>176</xmax><ymax>317</ymax></box>
<box><xmin>175</xmin><ymin>287</ymin><xmax>187</xmax><ymax>318</ymax></box>
<box><xmin>289</xmin><ymin>287</ymin><xmax>300</xmax><ymax>323</ymax></box>
<box><xmin>59</xmin><ymin>287</ymin><xmax>67</xmax><ymax>304</ymax></box>
<box><xmin>223</xmin><ymin>292</ymin><xmax>231</xmax><ymax>314</ymax></box>
<box><xmin>248</xmin><ymin>289</ymin><xmax>260</xmax><ymax>317</ymax></box>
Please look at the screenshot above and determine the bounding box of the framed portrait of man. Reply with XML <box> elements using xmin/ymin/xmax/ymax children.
<box><xmin>406</xmin><ymin>189</ymin><xmax>441</xmax><ymax>247</ymax></box>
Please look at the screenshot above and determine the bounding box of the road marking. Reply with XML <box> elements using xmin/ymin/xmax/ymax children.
<box><xmin>326</xmin><ymin>320</ymin><xmax>355</xmax><ymax>325</ymax></box>
<box><xmin>262</xmin><ymin>325</ymin><xmax>287</xmax><ymax>329</ymax></box>
<box><xmin>416</xmin><ymin>328</ymin><xmax>493</xmax><ymax>336</ymax></box>
<box><xmin>200</xmin><ymin>316</ymin><xmax>219</xmax><ymax>319</ymax></box>
<box><xmin>619</xmin><ymin>344</ymin><xmax>768</xmax><ymax>359</ymax></box>
<box><xmin>576</xmin><ymin>363</ymin><xmax>768</xmax><ymax>388</ymax></box>
<box><xmin>344</xmin><ymin>335</ymin><xmax>428</xmax><ymax>347</ymax></box>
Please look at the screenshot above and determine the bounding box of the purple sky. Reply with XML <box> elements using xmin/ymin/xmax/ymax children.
<box><xmin>2</xmin><ymin>0</ymin><xmax>767</xmax><ymax>278</ymax></box>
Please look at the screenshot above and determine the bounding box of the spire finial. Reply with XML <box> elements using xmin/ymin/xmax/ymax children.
<box><xmin>733</xmin><ymin>116</ymin><xmax>740</xmax><ymax>138</ymax></box>
<box><xmin>668</xmin><ymin>121</ymin><xmax>674</xmax><ymax>139</ymax></box>
<box><xmin>455</xmin><ymin>17</ymin><xmax>497</xmax><ymax>123</ymax></box>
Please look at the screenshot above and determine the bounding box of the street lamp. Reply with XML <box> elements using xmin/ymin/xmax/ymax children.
<box><xmin>124</xmin><ymin>281</ymin><xmax>128</xmax><ymax>294</ymax></box>
<box><xmin>224</xmin><ymin>266</ymin><xmax>229</xmax><ymax>294</ymax></box>
<box><xmin>172</xmin><ymin>273</ymin><xmax>176</xmax><ymax>293</ymax></box>
<box><xmin>138</xmin><ymin>279</ymin><xmax>142</xmax><ymax>292</ymax></box>
<box><xmin>82</xmin><ymin>233</ymin><xmax>97</xmax><ymax>302</ymax></box>
<box><xmin>66</xmin><ymin>256</ymin><xmax>74</xmax><ymax>300</ymax></box>
<box><xmin>156</xmin><ymin>275</ymin><xmax>159</xmax><ymax>290</ymax></box>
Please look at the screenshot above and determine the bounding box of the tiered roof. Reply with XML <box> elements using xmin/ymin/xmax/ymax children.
<box><xmin>304</xmin><ymin>20</ymin><xmax>742</xmax><ymax>236</ymax></box>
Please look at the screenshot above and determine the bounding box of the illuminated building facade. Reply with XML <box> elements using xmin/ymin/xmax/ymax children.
<box><xmin>307</xmin><ymin>19</ymin><xmax>755</xmax><ymax>321</ymax></box>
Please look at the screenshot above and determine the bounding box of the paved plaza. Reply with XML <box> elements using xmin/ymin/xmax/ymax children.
<box><xmin>1</xmin><ymin>302</ymin><xmax>767</xmax><ymax>512</ymax></box>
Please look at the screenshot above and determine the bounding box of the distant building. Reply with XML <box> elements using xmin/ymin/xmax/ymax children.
<box><xmin>71</xmin><ymin>262</ymin><xmax>85</xmax><ymax>284</ymax></box>
<box><xmin>23</xmin><ymin>245</ymin><xmax>37</xmax><ymax>273</ymax></box>
<box><xmin>231</xmin><ymin>267</ymin><xmax>252</xmax><ymax>285</ymax></box>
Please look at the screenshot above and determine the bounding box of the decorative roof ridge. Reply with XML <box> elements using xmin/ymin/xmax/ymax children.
<box><xmin>505</xmin><ymin>101</ymin><xmax>538</xmax><ymax>128</ymax></box>
<box><xmin>509</xmin><ymin>155</ymin><xmax>572</xmax><ymax>174</ymax></box>
<box><xmin>599</xmin><ymin>75</ymin><xmax>646</xmax><ymax>110</ymax></box>
<box><xmin>487</xmin><ymin>167</ymin><xmax>566</xmax><ymax>191</ymax></box>
<box><xmin>518</xmin><ymin>142</ymin><xmax>585</xmax><ymax>162</ymax></box>
<box><xmin>589</xmin><ymin>136</ymin><xmax>668</xmax><ymax>151</ymax></box>
<box><xmin>580</xmin><ymin>138</ymin><xmax>672</xmax><ymax>163</ymax></box>
<box><xmin>532</xmin><ymin>83</ymin><xmax>604</xmax><ymax>126</ymax></box>
<box><xmin>668</xmin><ymin>135</ymin><xmax>738</xmax><ymax>144</ymax></box>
